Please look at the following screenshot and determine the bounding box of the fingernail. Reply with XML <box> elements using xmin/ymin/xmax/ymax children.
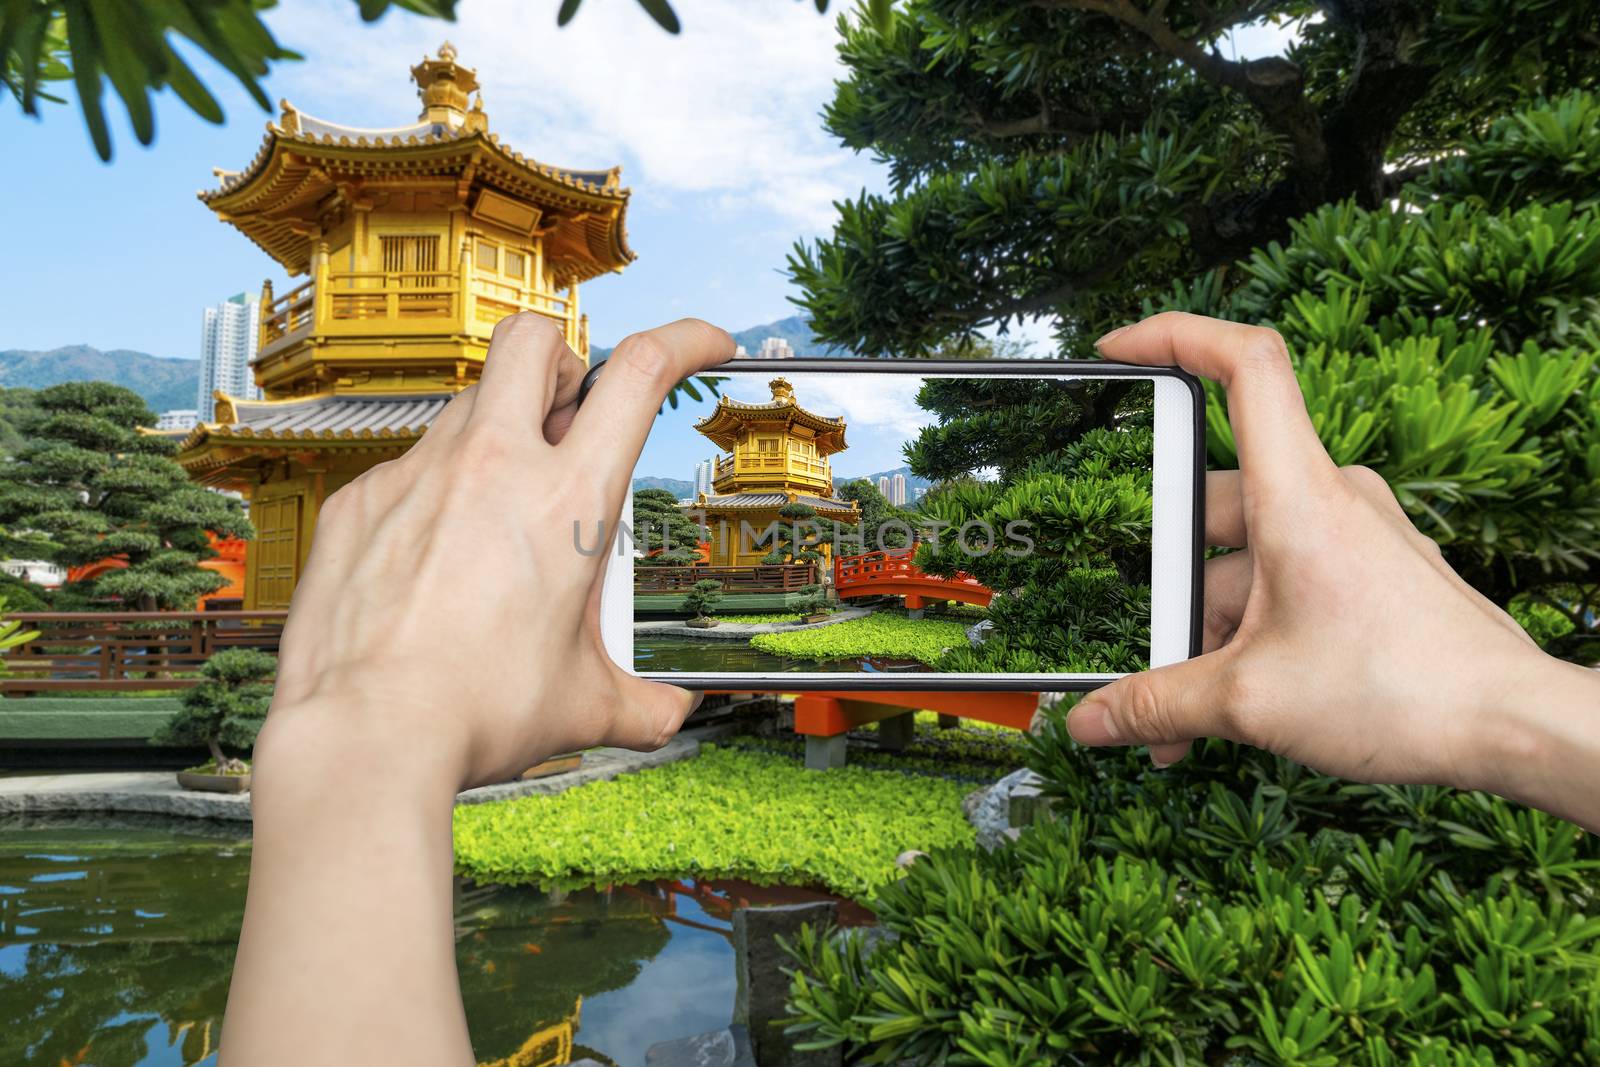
<box><xmin>1067</xmin><ymin>698</ymin><xmax>1123</xmax><ymax>745</ymax></box>
<box><xmin>1150</xmin><ymin>749</ymin><xmax>1173</xmax><ymax>769</ymax></box>
<box><xmin>1094</xmin><ymin>324</ymin><xmax>1132</xmax><ymax>352</ymax></box>
<box><xmin>687</xmin><ymin>691</ymin><xmax>705</xmax><ymax>713</ymax></box>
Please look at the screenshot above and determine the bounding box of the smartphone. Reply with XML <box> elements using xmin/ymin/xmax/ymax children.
<box><xmin>583</xmin><ymin>358</ymin><xmax>1203</xmax><ymax>691</ymax></box>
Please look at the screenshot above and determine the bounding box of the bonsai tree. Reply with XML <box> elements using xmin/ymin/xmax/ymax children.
<box><xmin>760</xmin><ymin>501</ymin><xmax>824</xmax><ymax>568</ymax></box>
<box><xmin>0</xmin><ymin>381</ymin><xmax>253</xmax><ymax>610</ymax></box>
<box><xmin>836</xmin><ymin>478</ymin><xmax>917</xmax><ymax>551</ymax></box>
<box><xmin>152</xmin><ymin>649</ymin><xmax>276</xmax><ymax>774</ymax></box>
<box><xmin>784</xmin><ymin>583</ymin><xmax>832</xmax><ymax>617</ymax></box>
<box><xmin>681</xmin><ymin>579</ymin><xmax>724</xmax><ymax>626</ymax></box>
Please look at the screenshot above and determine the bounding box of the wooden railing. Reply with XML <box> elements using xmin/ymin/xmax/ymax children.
<box><xmin>258</xmin><ymin>268</ymin><xmax>583</xmax><ymax>358</ymax></box>
<box><xmin>634</xmin><ymin>564</ymin><xmax>817</xmax><ymax>594</ymax></box>
<box><xmin>261</xmin><ymin>280</ymin><xmax>316</xmax><ymax>345</ymax></box>
<box><xmin>1</xmin><ymin>612</ymin><xmax>288</xmax><ymax>694</ymax></box>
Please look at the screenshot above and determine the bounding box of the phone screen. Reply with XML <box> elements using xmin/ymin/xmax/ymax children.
<box><xmin>611</xmin><ymin>367</ymin><xmax>1192</xmax><ymax>686</ymax></box>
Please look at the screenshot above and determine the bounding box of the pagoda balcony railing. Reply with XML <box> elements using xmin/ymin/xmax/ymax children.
<box><xmin>258</xmin><ymin>263</ymin><xmax>581</xmax><ymax>360</ymax></box>
<box><xmin>713</xmin><ymin>454</ymin><xmax>832</xmax><ymax>482</ymax></box>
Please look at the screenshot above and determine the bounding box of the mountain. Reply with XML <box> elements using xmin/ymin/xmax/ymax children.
<box><xmin>633</xmin><ymin>476</ymin><xmax>696</xmax><ymax>498</ymax></box>
<box><xmin>592</xmin><ymin>313</ymin><xmax>852</xmax><ymax>361</ymax></box>
<box><xmin>835</xmin><ymin>465</ymin><xmax>934</xmax><ymax>498</ymax></box>
<box><xmin>0</xmin><ymin>346</ymin><xmax>198</xmax><ymax>413</ymax></box>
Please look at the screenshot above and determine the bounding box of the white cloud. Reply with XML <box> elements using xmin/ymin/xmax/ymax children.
<box><xmin>790</xmin><ymin>373</ymin><xmax>929</xmax><ymax>439</ymax></box>
<box><xmin>265</xmin><ymin>0</ymin><xmax>880</xmax><ymax>232</ymax></box>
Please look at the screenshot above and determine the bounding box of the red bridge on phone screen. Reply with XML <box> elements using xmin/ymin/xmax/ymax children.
<box><xmin>832</xmin><ymin>548</ymin><xmax>994</xmax><ymax>610</ymax></box>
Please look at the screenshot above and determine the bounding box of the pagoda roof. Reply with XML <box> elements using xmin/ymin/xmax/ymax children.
<box><xmin>200</xmin><ymin>104</ymin><xmax>632</xmax><ymax>283</ymax></box>
<box><xmin>176</xmin><ymin>392</ymin><xmax>452</xmax><ymax>485</ymax></box>
<box><xmin>691</xmin><ymin>492</ymin><xmax>859</xmax><ymax>519</ymax></box>
<box><xmin>693</xmin><ymin>378</ymin><xmax>848</xmax><ymax>454</ymax></box>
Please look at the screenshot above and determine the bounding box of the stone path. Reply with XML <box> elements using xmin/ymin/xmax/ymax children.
<box><xmin>633</xmin><ymin>606</ymin><xmax>873</xmax><ymax>640</ymax></box>
<box><xmin>0</xmin><ymin>733</ymin><xmax>710</xmax><ymax>823</ymax></box>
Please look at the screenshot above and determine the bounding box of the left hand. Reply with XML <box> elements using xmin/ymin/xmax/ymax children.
<box><xmin>257</xmin><ymin>313</ymin><xmax>735</xmax><ymax>790</ymax></box>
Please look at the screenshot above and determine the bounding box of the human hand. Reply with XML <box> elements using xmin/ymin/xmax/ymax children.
<box><xmin>258</xmin><ymin>314</ymin><xmax>734</xmax><ymax>791</ymax></box>
<box><xmin>1069</xmin><ymin>313</ymin><xmax>1598</xmax><ymax>821</ymax></box>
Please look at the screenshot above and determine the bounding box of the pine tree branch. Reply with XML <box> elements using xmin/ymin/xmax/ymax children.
<box><xmin>1038</xmin><ymin>0</ymin><xmax>1329</xmax><ymax>200</ymax></box>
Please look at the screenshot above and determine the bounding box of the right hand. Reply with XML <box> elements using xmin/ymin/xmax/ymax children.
<box><xmin>1068</xmin><ymin>313</ymin><xmax>1553</xmax><ymax>794</ymax></box>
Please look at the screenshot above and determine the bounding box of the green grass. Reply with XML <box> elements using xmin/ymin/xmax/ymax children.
<box><xmin>749</xmin><ymin>612</ymin><xmax>970</xmax><ymax>666</ymax></box>
<box><xmin>452</xmin><ymin>744</ymin><xmax>976</xmax><ymax>898</ymax></box>
<box><xmin>712</xmin><ymin>612</ymin><xmax>805</xmax><ymax>624</ymax></box>
<box><xmin>0</xmin><ymin>696</ymin><xmax>184</xmax><ymax>741</ymax></box>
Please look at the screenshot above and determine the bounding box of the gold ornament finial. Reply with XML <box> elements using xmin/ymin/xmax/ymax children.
<box><xmin>410</xmin><ymin>42</ymin><xmax>479</xmax><ymax>127</ymax></box>
<box><xmin>770</xmin><ymin>378</ymin><xmax>794</xmax><ymax>402</ymax></box>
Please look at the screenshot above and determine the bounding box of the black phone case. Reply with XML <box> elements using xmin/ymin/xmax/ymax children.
<box><xmin>579</xmin><ymin>357</ymin><xmax>1206</xmax><ymax>691</ymax></box>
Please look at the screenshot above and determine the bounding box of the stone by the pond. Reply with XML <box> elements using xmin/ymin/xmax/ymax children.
<box><xmin>894</xmin><ymin>849</ymin><xmax>927</xmax><ymax>869</ymax></box>
<box><xmin>964</xmin><ymin>767</ymin><xmax>1044</xmax><ymax>850</ymax></box>
<box><xmin>965</xmin><ymin>618</ymin><xmax>994</xmax><ymax>648</ymax></box>
<box><xmin>646</xmin><ymin>1024</ymin><xmax>756</xmax><ymax>1067</ymax></box>
<box><xmin>734</xmin><ymin>903</ymin><xmax>842</xmax><ymax>1067</ymax></box>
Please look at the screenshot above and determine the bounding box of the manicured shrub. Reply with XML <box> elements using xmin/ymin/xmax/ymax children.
<box><xmin>782</xmin><ymin>712</ymin><xmax>1600</xmax><ymax>1065</ymax></box>
<box><xmin>785</xmin><ymin>583</ymin><xmax>831</xmax><ymax>615</ymax></box>
<box><xmin>749</xmin><ymin>611</ymin><xmax>968</xmax><ymax>666</ymax></box>
<box><xmin>452</xmin><ymin>745</ymin><xmax>975</xmax><ymax>898</ymax></box>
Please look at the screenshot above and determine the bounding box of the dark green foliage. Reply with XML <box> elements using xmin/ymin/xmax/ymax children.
<box><xmin>151</xmin><ymin>649</ymin><xmax>276</xmax><ymax>770</ymax></box>
<box><xmin>761</xmin><ymin>501</ymin><xmax>824</xmax><ymax>566</ymax></box>
<box><xmin>0</xmin><ymin>381</ymin><xmax>252</xmax><ymax>610</ymax></box>
<box><xmin>790</xmin><ymin>1</ymin><xmax>1600</xmax><ymax>355</ymax></box>
<box><xmin>783</xmin><ymin>712</ymin><xmax>1600</xmax><ymax>1065</ymax></box>
<box><xmin>836</xmin><ymin>477</ymin><xmax>916</xmax><ymax>550</ymax></box>
<box><xmin>784</xmin><ymin>582</ymin><xmax>831</xmax><ymax>615</ymax></box>
<box><xmin>909</xmin><ymin>379</ymin><xmax>1153</xmax><ymax>672</ymax></box>
<box><xmin>681</xmin><ymin>578</ymin><xmax>724</xmax><ymax>621</ymax></box>
<box><xmin>1149</xmin><ymin>93</ymin><xmax>1600</xmax><ymax>636</ymax></box>
<box><xmin>633</xmin><ymin>486</ymin><xmax>702</xmax><ymax>565</ymax></box>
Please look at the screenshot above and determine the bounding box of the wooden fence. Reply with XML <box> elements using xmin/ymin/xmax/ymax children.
<box><xmin>634</xmin><ymin>563</ymin><xmax>817</xmax><ymax>594</ymax></box>
<box><xmin>1</xmin><ymin>612</ymin><xmax>288</xmax><ymax>695</ymax></box>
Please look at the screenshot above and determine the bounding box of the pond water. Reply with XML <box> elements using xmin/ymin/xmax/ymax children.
<box><xmin>0</xmin><ymin>815</ymin><xmax>852</xmax><ymax>1066</ymax></box>
<box><xmin>634</xmin><ymin>636</ymin><xmax>924</xmax><ymax>674</ymax></box>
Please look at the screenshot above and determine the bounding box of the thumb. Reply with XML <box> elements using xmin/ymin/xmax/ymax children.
<box><xmin>1068</xmin><ymin>655</ymin><xmax>1229</xmax><ymax>765</ymax></box>
<box><xmin>606</xmin><ymin>673</ymin><xmax>702</xmax><ymax>752</ymax></box>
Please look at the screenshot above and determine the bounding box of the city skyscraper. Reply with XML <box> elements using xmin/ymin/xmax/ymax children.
<box><xmin>198</xmin><ymin>292</ymin><xmax>262</xmax><ymax>420</ymax></box>
<box><xmin>891</xmin><ymin>473</ymin><xmax>906</xmax><ymax>506</ymax></box>
<box><xmin>877</xmin><ymin>476</ymin><xmax>891</xmax><ymax>500</ymax></box>
<box><xmin>755</xmin><ymin>336</ymin><xmax>795</xmax><ymax>359</ymax></box>
<box><xmin>694</xmin><ymin>457</ymin><xmax>716</xmax><ymax>497</ymax></box>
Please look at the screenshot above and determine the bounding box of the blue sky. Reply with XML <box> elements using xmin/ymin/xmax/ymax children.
<box><xmin>0</xmin><ymin>2</ymin><xmax>1295</xmax><ymax>362</ymax></box>
<box><xmin>638</xmin><ymin>372</ymin><xmax>935</xmax><ymax>487</ymax></box>
<box><xmin>0</xmin><ymin>0</ymin><xmax>889</xmax><ymax>358</ymax></box>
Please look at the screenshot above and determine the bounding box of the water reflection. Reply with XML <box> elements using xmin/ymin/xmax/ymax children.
<box><xmin>0</xmin><ymin>814</ymin><xmax>814</xmax><ymax>1066</ymax></box>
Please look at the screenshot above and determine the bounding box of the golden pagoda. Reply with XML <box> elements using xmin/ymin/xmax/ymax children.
<box><xmin>177</xmin><ymin>44</ymin><xmax>633</xmax><ymax>609</ymax></box>
<box><xmin>690</xmin><ymin>377</ymin><xmax>860</xmax><ymax>567</ymax></box>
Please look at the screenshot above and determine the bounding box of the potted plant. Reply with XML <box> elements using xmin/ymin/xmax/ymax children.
<box><xmin>683</xmin><ymin>578</ymin><xmax>724</xmax><ymax>628</ymax></box>
<box><xmin>786</xmin><ymin>583</ymin><xmax>834</xmax><ymax>625</ymax></box>
<box><xmin>152</xmin><ymin>648</ymin><xmax>275</xmax><ymax>793</ymax></box>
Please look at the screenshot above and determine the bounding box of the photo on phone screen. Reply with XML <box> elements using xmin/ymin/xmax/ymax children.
<box><xmin>622</xmin><ymin>370</ymin><xmax>1163</xmax><ymax>679</ymax></box>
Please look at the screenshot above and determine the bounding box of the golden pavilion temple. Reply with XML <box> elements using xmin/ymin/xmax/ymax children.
<box><xmin>690</xmin><ymin>378</ymin><xmax>860</xmax><ymax>567</ymax></box>
<box><xmin>176</xmin><ymin>44</ymin><xmax>633</xmax><ymax>609</ymax></box>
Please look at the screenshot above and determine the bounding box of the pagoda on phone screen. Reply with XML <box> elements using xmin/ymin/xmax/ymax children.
<box><xmin>176</xmin><ymin>44</ymin><xmax>632</xmax><ymax>609</ymax></box>
<box><xmin>690</xmin><ymin>377</ymin><xmax>861</xmax><ymax>567</ymax></box>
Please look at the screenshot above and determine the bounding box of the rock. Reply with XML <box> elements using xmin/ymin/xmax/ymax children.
<box><xmin>734</xmin><ymin>903</ymin><xmax>842</xmax><ymax>1067</ymax></box>
<box><xmin>964</xmin><ymin>767</ymin><xmax>1044</xmax><ymax>850</ymax></box>
<box><xmin>894</xmin><ymin>849</ymin><xmax>926</xmax><ymax>869</ymax></box>
<box><xmin>646</xmin><ymin>1026</ymin><xmax>756</xmax><ymax>1067</ymax></box>
<box><xmin>1007</xmin><ymin>782</ymin><xmax>1058</xmax><ymax>828</ymax></box>
<box><xmin>964</xmin><ymin>619</ymin><xmax>994</xmax><ymax>648</ymax></box>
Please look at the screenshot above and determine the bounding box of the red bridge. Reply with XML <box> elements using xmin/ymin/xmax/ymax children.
<box><xmin>833</xmin><ymin>548</ymin><xmax>993</xmax><ymax>610</ymax></box>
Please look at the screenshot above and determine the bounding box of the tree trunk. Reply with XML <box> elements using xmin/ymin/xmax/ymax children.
<box><xmin>206</xmin><ymin>735</ymin><xmax>227</xmax><ymax>772</ymax></box>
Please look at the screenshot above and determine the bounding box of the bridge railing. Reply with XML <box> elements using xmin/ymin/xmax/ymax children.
<box><xmin>634</xmin><ymin>564</ymin><xmax>817</xmax><ymax>594</ymax></box>
<box><xmin>1</xmin><ymin>611</ymin><xmax>287</xmax><ymax>695</ymax></box>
